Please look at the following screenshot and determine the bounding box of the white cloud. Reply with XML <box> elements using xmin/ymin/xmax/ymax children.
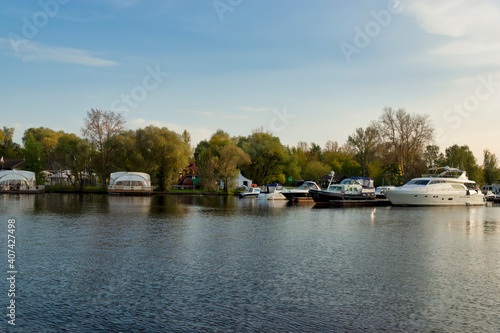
<box><xmin>240</xmin><ymin>106</ymin><xmax>270</xmax><ymax>112</ymax></box>
<box><xmin>0</xmin><ymin>37</ymin><xmax>116</xmax><ymax>66</ymax></box>
<box><xmin>186</xmin><ymin>110</ymin><xmax>248</xmax><ymax>119</ymax></box>
<box><xmin>402</xmin><ymin>0</ymin><xmax>500</xmax><ymax>66</ymax></box>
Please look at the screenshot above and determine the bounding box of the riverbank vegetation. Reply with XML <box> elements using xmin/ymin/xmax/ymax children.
<box><xmin>1</xmin><ymin>107</ymin><xmax>498</xmax><ymax>190</ymax></box>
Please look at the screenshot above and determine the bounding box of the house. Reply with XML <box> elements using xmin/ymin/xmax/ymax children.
<box><xmin>319</xmin><ymin>173</ymin><xmax>347</xmax><ymax>189</ymax></box>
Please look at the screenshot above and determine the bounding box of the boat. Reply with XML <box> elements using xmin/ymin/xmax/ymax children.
<box><xmin>257</xmin><ymin>183</ymin><xmax>286</xmax><ymax>200</ymax></box>
<box><xmin>384</xmin><ymin>166</ymin><xmax>484</xmax><ymax>206</ymax></box>
<box><xmin>375</xmin><ymin>185</ymin><xmax>396</xmax><ymax>198</ymax></box>
<box><xmin>309</xmin><ymin>172</ymin><xmax>376</xmax><ymax>204</ymax></box>
<box><xmin>108</xmin><ymin>172</ymin><xmax>153</xmax><ymax>195</ymax></box>
<box><xmin>238</xmin><ymin>186</ymin><xmax>261</xmax><ymax>198</ymax></box>
<box><xmin>281</xmin><ymin>181</ymin><xmax>322</xmax><ymax>201</ymax></box>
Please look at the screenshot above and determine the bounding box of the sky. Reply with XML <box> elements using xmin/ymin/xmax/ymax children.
<box><xmin>1</xmin><ymin>0</ymin><xmax>500</xmax><ymax>162</ymax></box>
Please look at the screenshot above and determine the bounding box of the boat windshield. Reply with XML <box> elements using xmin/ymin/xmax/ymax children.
<box><xmin>340</xmin><ymin>178</ymin><xmax>374</xmax><ymax>187</ymax></box>
<box><xmin>407</xmin><ymin>179</ymin><xmax>430</xmax><ymax>186</ymax></box>
<box><xmin>298</xmin><ymin>182</ymin><xmax>319</xmax><ymax>190</ymax></box>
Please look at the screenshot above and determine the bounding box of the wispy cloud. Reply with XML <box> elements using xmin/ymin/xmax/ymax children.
<box><xmin>240</xmin><ymin>106</ymin><xmax>270</xmax><ymax>112</ymax></box>
<box><xmin>0</xmin><ymin>37</ymin><xmax>116</xmax><ymax>66</ymax></box>
<box><xmin>403</xmin><ymin>0</ymin><xmax>500</xmax><ymax>65</ymax></box>
<box><xmin>185</xmin><ymin>110</ymin><xmax>248</xmax><ymax>119</ymax></box>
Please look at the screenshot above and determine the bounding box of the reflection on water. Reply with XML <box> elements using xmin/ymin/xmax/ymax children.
<box><xmin>1</xmin><ymin>194</ymin><xmax>500</xmax><ymax>332</ymax></box>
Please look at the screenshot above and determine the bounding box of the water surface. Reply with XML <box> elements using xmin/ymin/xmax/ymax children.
<box><xmin>1</xmin><ymin>194</ymin><xmax>499</xmax><ymax>332</ymax></box>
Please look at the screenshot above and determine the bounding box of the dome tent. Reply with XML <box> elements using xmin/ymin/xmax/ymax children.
<box><xmin>108</xmin><ymin>172</ymin><xmax>152</xmax><ymax>194</ymax></box>
<box><xmin>0</xmin><ymin>170</ymin><xmax>36</xmax><ymax>190</ymax></box>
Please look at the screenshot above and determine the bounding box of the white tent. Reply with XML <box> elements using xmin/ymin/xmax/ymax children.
<box><xmin>109</xmin><ymin>172</ymin><xmax>151</xmax><ymax>187</ymax></box>
<box><xmin>49</xmin><ymin>171</ymin><xmax>72</xmax><ymax>186</ymax></box>
<box><xmin>108</xmin><ymin>172</ymin><xmax>153</xmax><ymax>194</ymax></box>
<box><xmin>236</xmin><ymin>172</ymin><xmax>252</xmax><ymax>188</ymax></box>
<box><xmin>0</xmin><ymin>170</ymin><xmax>36</xmax><ymax>189</ymax></box>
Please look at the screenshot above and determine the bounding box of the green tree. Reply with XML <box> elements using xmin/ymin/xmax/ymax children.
<box><xmin>81</xmin><ymin>109</ymin><xmax>125</xmax><ymax>188</ymax></box>
<box><xmin>217</xmin><ymin>144</ymin><xmax>251</xmax><ymax>193</ymax></box>
<box><xmin>444</xmin><ymin>144</ymin><xmax>482</xmax><ymax>182</ymax></box>
<box><xmin>54</xmin><ymin>133</ymin><xmax>92</xmax><ymax>190</ymax></box>
<box><xmin>302</xmin><ymin>160</ymin><xmax>330</xmax><ymax>182</ymax></box>
<box><xmin>135</xmin><ymin>126</ymin><xmax>190</xmax><ymax>191</ymax></box>
<box><xmin>0</xmin><ymin>127</ymin><xmax>21</xmax><ymax>158</ymax></box>
<box><xmin>23</xmin><ymin>127</ymin><xmax>64</xmax><ymax>170</ymax></box>
<box><xmin>347</xmin><ymin>126</ymin><xmax>378</xmax><ymax>177</ymax></box>
<box><xmin>108</xmin><ymin>130</ymin><xmax>143</xmax><ymax>172</ymax></box>
<box><xmin>238</xmin><ymin>130</ymin><xmax>288</xmax><ymax>185</ymax></box>
<box><xmin>423</xmin><ymin>145</ymin><xmax>443</xmax><ymax>169</ymax></box>
<box><xmin>21</xmin><ymin>133</ymin><xmax>45</xmax><ymax>184</ymax></box>
<box><xmin>372</xmin><ymin>107</ymin><xmax>434</xmax><ymax>182</ymax></box>
<box><xmin>483</xmin><ymin>149</ymin><xmax>499</xmax><ymax>184</ymax></box>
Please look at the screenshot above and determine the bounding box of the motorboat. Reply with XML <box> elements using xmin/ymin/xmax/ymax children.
<box><xmin>309</xmin><ymin>172</ymin><xmax>376</xmax><ymax>204</ymax></box>
<box><xmin>375</xmin><ymin>185</ymin><xmax>396</xmax><ymax>198</ymax></box>
<box><xmin>281</xmin><ymin>181</ymin><xmax>322</xmax><ymax>201</ymax></box>
<box><xmin>257</xmin><ymin>183</ymin><xmax>286</xmax><ymax>200</ymax></box>
<box><xmin>384</xmin><ymin>166</ymin><xmax>484</xmax><ymax>206</ymax></box>
<box><xmin>238</xmin><ymin>186</ymin><xmax>261</xmax><ymax>198</ymax></box>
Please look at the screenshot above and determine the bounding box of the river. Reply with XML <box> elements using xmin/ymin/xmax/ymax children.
<box><xmin>1</xmin><ymin>194</ymin><xmax>499</xmax><ymax>332</ymax></box>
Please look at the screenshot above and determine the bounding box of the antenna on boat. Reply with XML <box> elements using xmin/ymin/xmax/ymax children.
<box><xmin>328</xmin><ymin>171</ymin><xmax>335</xmax><ymax>188</ymax></box>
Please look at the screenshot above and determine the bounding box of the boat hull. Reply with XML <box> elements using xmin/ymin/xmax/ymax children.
<box><xmin>239</xmin><ymin>193</ymin><xmax>259</xmax><ymax>198</ymax></box>
<box><xmin>309</xmin><ymin>189</ymin><xmax>376</xmax><ymax>204</ymax></box>
<box><xmin>281</xmin><ymin>191</ymin><xmax>314</xmax><ymax>201</ymax></box>
<box><xmin>385</xmin><ymin>190</ymin><xmax>484</xmax><ymax>206</ymax></box>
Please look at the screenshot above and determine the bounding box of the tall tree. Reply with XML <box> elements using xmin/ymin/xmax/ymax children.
<box><xmin>21</xmin><ymin>133</ymin><xmax>45</xmax><ymax>184</ymax></box>
<box><xmin>238</xmin><ymin>130</ymin><xmax>288</xmax><ymax>185</ymax></box>
<box><xmin>81</xmin><ymin>109</ymin><xmax>125</xmax><ymax>187</ymax></box>
<box><xmin>347</xmin><ymin>126</ymin><xmax>378</xmax><ymax>177</ymax></box>
<box><xmin>23</xmin><ymin>127</ymin><xmax>64</xmax><ymax>170</ymax></box>
<box><xmin>444</xmin><ymin>144</ymin><xmax>482</xmax><ymax>182</ymax></box>
<box><xmin>54</xmin><ymin>133</ymin><xmax>92</xmax><ymax>191</ymax></box>
<box><xmin>135</xmin><ymin>126</ymin><xmax>190</xmax><ymax>191</ymax></box>
<box><xmin>217</xmin><ymin>144</ymin><xmax>251</xmax><ymax>192</ymax></box>
<box><xmin>483</xmin><ymin>149</ymin><xmax>499</xmax><ymax>185</ymax></box>
<box><xmin>372</xmin><ymin>107</ymin><xmax>434</xmax><ymax>183</ymax></box>
<box><xmin>0</xmin><ymin>126</ymin><xmax>21</xmax><ymax>158</ymax></box>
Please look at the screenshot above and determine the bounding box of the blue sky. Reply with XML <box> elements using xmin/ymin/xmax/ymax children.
<box><xmin>1</xmin><ymin>0</ymin><xmax>500</xmax><ymax>162</ymax></box>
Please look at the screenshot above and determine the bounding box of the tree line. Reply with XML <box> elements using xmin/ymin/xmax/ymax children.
<box><xmin>1</xmin><ymin>107</ymin><xmax>499</xmax><ymax>191</ymax></box>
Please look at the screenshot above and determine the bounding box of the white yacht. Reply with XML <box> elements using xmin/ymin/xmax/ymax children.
<box><xmin>281</xmin><ymin>181</ymin><xmax>322</xmax><ymax>201</ymax></box>
<box><xmin>257</xmin><ymin>183</ymin><xmax>286</xmax><ymax>200</ymax></box>
<box><xmin>384</xmin><ymin>166</ymin><xmax>484</xmax><ymax>206</ymax></box>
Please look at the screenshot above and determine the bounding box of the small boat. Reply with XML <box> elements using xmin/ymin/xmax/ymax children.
<box><xmin>384</xmin><ymin>166</ymin><xmax>484</xmax><ymax>206</ymax></box>
<box><xmin>375</xmin><ymin>185</ymin><xmax>396</xmax><ymax>198</ymax></box>
<box><xmin>281</xmin><ymin>181</ymin><xmax>322</xmax><ymax>201</ymax></box>
<box><xmin>309</xmin><ymin>172</ymin><xmax>376</xmax><ymax>204</ymax></box>
<box><xmin>238</xmin><ymin>186</ymin><xmax>261</xmax><ymax>198</ymax></box>
<box><xmin>257</xmin><ymin>183</ymin><xmax>286</xmax><ymax>200</ymax></box>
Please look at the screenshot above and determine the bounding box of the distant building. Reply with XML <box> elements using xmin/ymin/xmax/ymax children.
<box><xmin>319</xmin><ymin>173</ymin><xmax>347</xmax><ymax>189</ymax></box>
<box><xmin>1</xmin><ymin>158</ymin><xmax>24</xmax><ymax>170</ymax></box>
